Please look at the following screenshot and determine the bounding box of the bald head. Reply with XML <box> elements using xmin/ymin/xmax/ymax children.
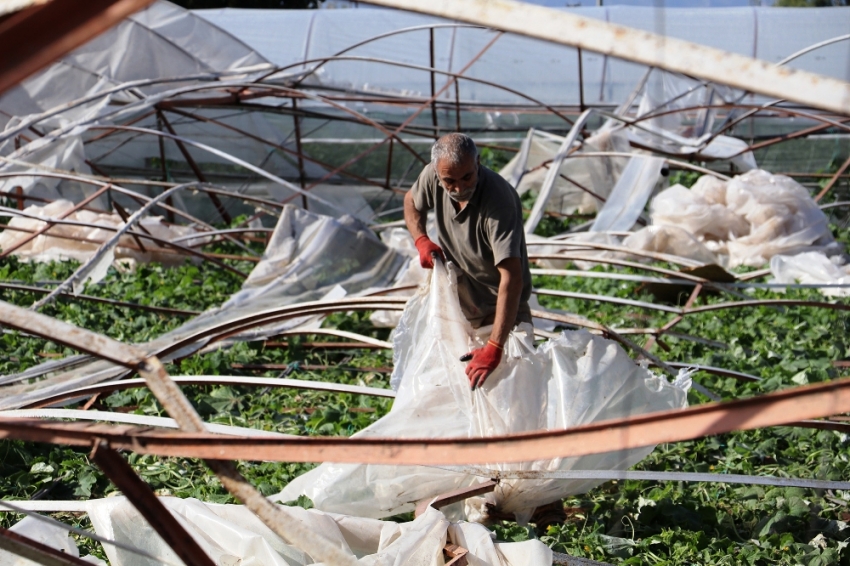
<box><xmin>431</xmin><ymin>133</ymin><xmax>478</xmax><ymax>168</ymax></box>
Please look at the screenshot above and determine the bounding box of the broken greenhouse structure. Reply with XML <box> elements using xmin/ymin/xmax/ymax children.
<box><xmin>1</xmin><ymin>0</ymin><xmax>850</xmax><ymax>565</ymax></box>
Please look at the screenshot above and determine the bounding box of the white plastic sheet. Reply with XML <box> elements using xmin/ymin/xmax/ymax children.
<box><xmin>620</xmin><ymin>225</ymin><xmax>719</xmax><ymax>266</ymax></box>
<box><xmin>0</xmin><ymin>2</ymin><xmax>268</xmax><ymax>132</ymax></box>
<box><xmin>0</xmin><ymin>515</ymin><xmax>105</xmax><ymax>565</ymax></box>
<box><xmin>770</xmin><ymin>251</ymin><xmax>850</xmax><ymax>297</ymax></box>
<box><xmin>589</xmin><ymin>155</ymin><xmax>664</xmax><ymax>232</ymax></box>
<box><xmin>0</xmin><ymin>200</ymin><xmax>207</xmax><ymax>277</ymax></box>
<box><xmin>499</xmin><ymin>129</ymin><xmax>628</xmax><ymax>216</ymax></box>
<box><xmin>651</xmin><ymin>170</ymin><xmax>840</xmax><ymax>268</ymax></box>
<box><xmin>83</xmin><ymin>496</ymin><xmax>551</xmax><ymax>566</ymax></box>
<box><xmin>277</xmin><ymin>260</ymin><xmax>690</xmax><ymax>521</ymax></box>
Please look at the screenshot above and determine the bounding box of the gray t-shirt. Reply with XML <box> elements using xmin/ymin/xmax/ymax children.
<box><xmin>411</xmin><ymin>162</ymin><xmax>532</xmax><ymax>328</ymax></box>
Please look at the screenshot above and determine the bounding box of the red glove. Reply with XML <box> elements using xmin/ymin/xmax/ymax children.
<box><xmin>414</xmin><ymin>235</ymin><xmax>444</xmax><ymax>269</ymax></box>
<box><xmin>464</xmin><ymin>341</ymin><xmax>503</xmax><ymax>390</ymax></box>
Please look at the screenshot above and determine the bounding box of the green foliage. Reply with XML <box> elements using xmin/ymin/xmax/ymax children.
<box><xmin>668</xmin><ymin>170</ymin><xmax>701</xmax><ymax>188</ymax></box>
<box><xmin>478</xmin><ymin>147</ymin><xmax>514</xmax><ymax>172</ymax></box>
<box><xmin>519</xmin><ymin>190</ymin><xmax>592</xmax><ymax>237</ymax></box>
<box><xmin>2</xmin><ymin>222</ymin><xmax>850</xmax><ymax>564</ymax></box>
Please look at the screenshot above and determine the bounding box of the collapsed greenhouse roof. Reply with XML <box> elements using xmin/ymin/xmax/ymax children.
<box><xmin>0</xmin><ymin>0</ymin><xmax>850</xmax><ymax>564</ymax></box>
<box><xmin>198</xmin><ymin>4</ymin><xmax>850</xmax><ymax>107</ymax></box>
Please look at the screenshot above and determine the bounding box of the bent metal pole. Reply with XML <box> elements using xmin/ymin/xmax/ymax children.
<box><xmin>360</xmin><ymin>0</ymin><xmax>850</xmax><ymax>116</ymax></box>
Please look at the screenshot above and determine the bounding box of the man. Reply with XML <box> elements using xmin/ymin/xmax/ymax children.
<box><xmin>404</xmin><ymin>133</ymin><xmax>532</xmax><ymax>390</ymax></box>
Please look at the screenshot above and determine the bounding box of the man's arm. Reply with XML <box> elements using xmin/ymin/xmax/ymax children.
<box><xmin>489</xmin><ymin>257</ymin><xmax>524</xmax><ymax>347</ymax></box>
<box><xmin>403</xmin><ymin>189</ymin><xmax>428</xmax><ymax>240</ymax></box>
<box><xmin>465</xmin><ymin>256</ymin><xmax>524</xmax><ymax>389</ymax></box>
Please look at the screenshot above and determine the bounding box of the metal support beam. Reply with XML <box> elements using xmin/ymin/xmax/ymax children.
<box><xmin>815</xmin><ymin>152</ymin><xmax>850</xmax><ymax>202</ymax></box>
<box><xmin>0</xmin><ymin>527</ymin><xmax>93</xmax><ymax>566</ymax></box>
<box><xmin>414</xmin><ymin>480</ymin><xmax>497</xmax><ymax>517</ymax></box>
<box><xmin>89</xmin><ymin>440</ymin><xmax>217</xmax><ymax>566</ymax></box>
<box><xmin>429</xmin><ymin>28</ymin><xmax>439</xmax><ymax>139</ymax></box>
<box><xmin>0</xmin><ymin>0</ymin><xmax>155</xmax><ymax>96</ymax></box>
<box><xmin>156</xmin><ymin>112</ymin><xmax>175</xmax><ymax>223</ymax></box>
<box><xmin>157</xmin><ymin>110</ymin><xmax>231</xmax><ymax>224</ymax></box>
<box><xmin>360</xmin><ymin>0</ymin><xmax>850</xmax><ymax>116</ymax></box>
<box><xmin>577</xmin><ymin>48</ymin><xmax>585</xmax><ymax>112</ymax></box>
<box><xmin>4</xmin><ymin>375</ymin><xmax>850</xmax><ymax>466</ymax></box>
<box><xmin>292</xmin><ymin>97</ymin><xmax>309</xmax><ymax>210</ymax></box>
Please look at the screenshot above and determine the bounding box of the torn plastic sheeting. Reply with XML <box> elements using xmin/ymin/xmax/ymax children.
<box><xmin>770</xmin><ymin>251</ymin><xmax>850</xmax><ymax>297</ymax></box>
<box><xmin>498</xmin><ymin>128</ymin><xmax>629</xmax><ymax>216</ymax></box>
<box><xmin>0</xmin><ymin>1</ymin><xmax>269</xmax><ymax>134</ymax></box>
<box><xmin>523</xmin><ymin>110</ymin><xmax>594</xmax><ymax>235</ymax></box>
<box><xmin>651</xmin><ymin>170</ymin><xmax>841</xmax><ymax>268</ymax></box>
<box><xmin>276</xmin><ymin>260</ymin><xmax>690</xmax><ymax>521</ymax></box>
<box><xmin>589</xmin><ymin>155</ymin><xmax>664</xmax><ymax>233</ymax></box>
<box><xmin>0</xmin><ymin>200</ymin><xmax>209</xmax><ymax>280</ymax></box>
<box><xmin>0</xmin><ymin>137</ymin><xmax>101</xmax><ymax>206</ymax></box>
<box><xmin>0</xmin><ymin>205</ymin><xmax>407</xmax><ymax>410</ymax></box>
<box><xmin>0</xmin><ymin>515</ymin><xmax>105</xmax><ymax>566</ymax></box>
<box><xmin>622</xmin><ymin>70</ymin><xmax>756</xmax><ymax>171</ymax></box>
<box><xmin>619</xmin><ymin>226</ymin><xmax>718</xmax><ymax>266</ymax></box>
<box><xmin>690</xmin><ymin>135</ymin><xmax>757</xmax><ymax>172</ymax></box>
<box><xmin>81</xmin><ymin>496</ymin><xmax>551</xmax><ymax>566</ymax></box>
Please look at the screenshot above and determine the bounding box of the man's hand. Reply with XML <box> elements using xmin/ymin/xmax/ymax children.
<box><xmin>463</xmin><ymin>341</ymin><xmax>503</xmax><ymax>390</ymax></box>
<box><xmin>414</xmin><ymin>235</ymin><xmax>444</xmax><ymax>269</ymax></box>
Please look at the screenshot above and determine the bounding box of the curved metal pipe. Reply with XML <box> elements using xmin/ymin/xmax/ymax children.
<box><xmin>23</xmin><ymin>375</ymin><xmax>396</xmax><ymax>409</ymax></box>
<box><xmin>279</xmin><ymin>23</ymin><xmax>486</xmax><ymax>86</ymax></box>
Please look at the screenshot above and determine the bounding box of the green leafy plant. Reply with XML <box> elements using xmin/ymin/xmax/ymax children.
<box><xmin>1</xmin><ymin>221</ymin><xmax>849</xmax><ymax>564</ymax></box>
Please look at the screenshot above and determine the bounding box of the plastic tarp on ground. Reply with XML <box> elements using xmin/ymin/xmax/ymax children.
<box><xmin>650</xmin><ymin>170</ymin><xmax>840</xmax><ymax>268</ymax></box>
<box><xmin>0</xmin><ymin>497</ymin><xmax>551</xmax><ymax>566</ymax></box>
<box><xmin>531</xmin><ymin>170</ymin><xmax>841</xmax><ymax>272</ymax></box>
<box><xmin>277</xmin><ymin>260</ymin><xmax>690</xmax><ymax>522</ymax></box>
<box><xmin>0</xmin><ymin>205</ymin><xmax>407</xmax><ymax>409</ymax></box>
<box><xmin>771</xmin><ymin>252</ymin><xmax>850</xmax><ymax>297</ymax></box>
<box><xmin>0</xmin><ymin>200</ymin><xmax>209</xmax><ymax>275</ymax></box>
<box><xmin>80</xmin><ymin>496</ymin><xmax>552</xmax><ymax>566</ymax></box>
<box><xmin>0</xmin><ymin>515</ymin><xmax>104</xmax><ymax>565</ymax></box>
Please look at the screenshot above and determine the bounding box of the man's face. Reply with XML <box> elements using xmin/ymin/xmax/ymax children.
<box><xmin>435</xmin><ymin>154</ymin><xmax>479</xmax><ymax>202</ymax></box>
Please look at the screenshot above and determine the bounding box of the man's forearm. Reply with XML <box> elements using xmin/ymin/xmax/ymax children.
<box><xmin>404</xmin><ymin>190</ymin><xmax>428</xmax><ymax>240</ymax></box>
<box><xmin>490</xmin><ymin>258</ymin><xmax>523</xmax><ymax>346</ymax></box>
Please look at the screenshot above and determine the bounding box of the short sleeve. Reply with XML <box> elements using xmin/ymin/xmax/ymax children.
<box><xmin>485</xmin><ymin>190</ymin><xmax>525</xmax><ymax>265</ymax></box>
<box><xmin>410</xmin><ymin>163</ymin><xmax>437</xmax><ymax>212</ymax></box>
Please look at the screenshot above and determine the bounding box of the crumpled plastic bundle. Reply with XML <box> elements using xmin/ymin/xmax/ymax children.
<box><xmin>619</xmin><ymin>225</ymin><xmax>719</xmax><ymax>265</ymax></box>
<box><xmin>83</xmin><ymin>496</ymin><xmax>550</xmax><ymax>566</ymax></box>
<box><xmin>276</xmin><ymin>261</ymin><xmax>690</xmax><ymax>522</ymax></box>
<box><xmin>651</xmin><ymin>170</ymin><xmax>840</xmax><ymax>268</ymax></box>
<box><xmin>0</xmin><ymin>199</ymin><xmax>209</xmax><ymax>272</ymax></box>
<box><xmin>0</xmin><ymin>514</ymin><xmax>104</xmax><ymax>565</ymax></box>
<box><xmin>770</xmin><ymin>251</ymin><xmax>850</xmax><ymax>297</ymax></box>
<box><xmin>527</xmin><ymin>227</ymin><xmax>716</xmax><ymax>271</ymax></box>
